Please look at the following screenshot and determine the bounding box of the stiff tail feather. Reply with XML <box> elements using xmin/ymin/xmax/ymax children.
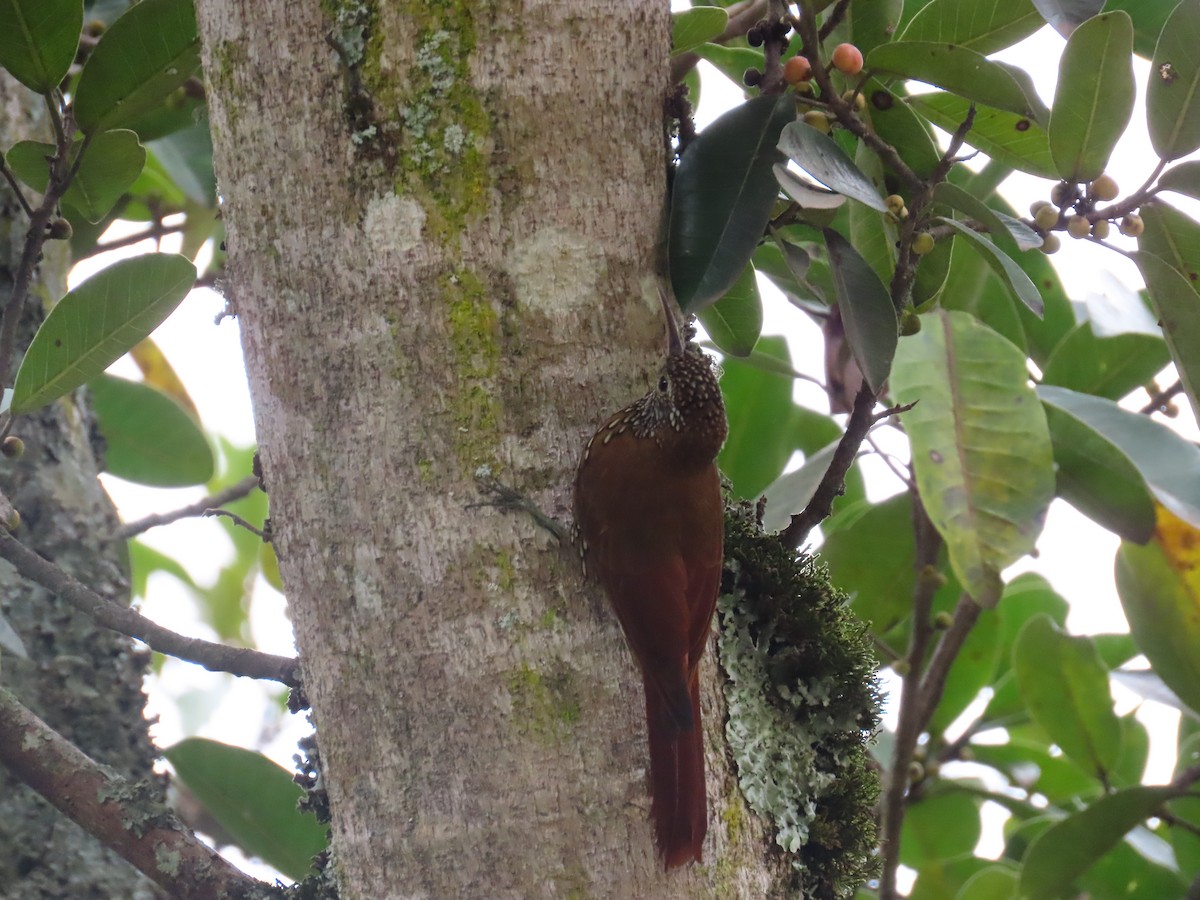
<box><xmin>643</xmin><ymin>671</ymin><xmax>706</xmax><ymax>868</ymax></box>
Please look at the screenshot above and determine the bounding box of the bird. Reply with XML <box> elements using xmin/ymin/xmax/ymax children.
<box><xmin>573</xmin><ymin>289</ymin><xmax>728</xmax><ymax>868</ymax></box>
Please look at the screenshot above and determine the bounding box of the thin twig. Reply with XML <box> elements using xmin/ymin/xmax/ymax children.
<box><xmin>0</xmin><ymin>685</ymin><xmax>273</xmax><ymax>899</ymax></box>
<box><xmin>117</xmin><ymin>475</ymin><xmax>262</xmax><ymax>538</ymax></box>
<box><xmin>83</xmin><ymin>221</ymin><xmax>187</xmax><ymax>259</ymax></box>
<box><xmin>203</xmin><ymin>507</ymin><xmax>268</xmax><ymax>540</ymax></box>
<box><xmin>1141</xmin><ymin>380</ymin><xmax>1184</xmax><ymax>415</ymax></box>
<box><xmin>0</xmin><ymin>528</ymin><xmax>299</xmax><ymax>685</ymax></box>
<box><xmin>0</xmin><ymin>157</ymin><xmax>34</xmax><ymax>217</ymax></box>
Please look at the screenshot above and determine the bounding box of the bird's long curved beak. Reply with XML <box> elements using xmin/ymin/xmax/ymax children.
<box><xmin>658</xmin><ymin>288</ymin><xmax>684</xmax><ymax>357</ymax></box>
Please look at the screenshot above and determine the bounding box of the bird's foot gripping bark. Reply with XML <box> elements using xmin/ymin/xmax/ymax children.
<box><xmin>471</xmin><ymin>467</ymin><xmax>570</xmax><ymax>544</ymax></box>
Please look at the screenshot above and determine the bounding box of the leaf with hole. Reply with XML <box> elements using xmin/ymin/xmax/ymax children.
<box><xmin>12</xmin><ymin>253</ymin><xmax>196</xmax><ymax>414</ymax></box>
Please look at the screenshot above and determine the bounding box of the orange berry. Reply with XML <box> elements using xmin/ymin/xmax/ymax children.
<box><xmin>783</xmin><ymin>55</ymin><xmax>812</xmax><ymax>85</ymax></box>
<box><xmin>832</xmin><ymin>43</ymin><xmax>864</xmax><ymax>76</ymax></box>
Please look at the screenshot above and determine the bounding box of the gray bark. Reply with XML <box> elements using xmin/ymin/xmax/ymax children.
<box><xmin>196</xmin><ymin>0</ymin><xmax>771</xmax><ymax>895</ymax></box>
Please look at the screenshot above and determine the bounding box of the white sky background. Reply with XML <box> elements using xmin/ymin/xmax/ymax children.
<box><xmin>81</xmin><ymin>16</ymin><xmax>1199</xmax><ymax>882</ymax></box>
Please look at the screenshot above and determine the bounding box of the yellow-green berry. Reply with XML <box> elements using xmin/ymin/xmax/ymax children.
<box><xmin>900</xmin><ymin>309</ymin><xmax>922</xmax><ymax>336</ymax></box>
<box><xmin>1040</xmin><ymin>232</ymin><xmax>1061</xmax><ymax>254</ymax></box>
<box><xmin>802</xmin><ymin>110</ymin><xmax>832</xmax><ymax>134</ymax></box>
<box><xmin>912</xmin><ymin>232</ymin><xmax>935</xmax><ymax>255</ymax></box>
<box><xmin>1120</xmin><ymin>213</ymin><xmax>1145</xmax><ymax>237</ymax></box>
<box><xmin>885</xmin><ymin>194</ymin><xmax>905</xmax><ymax>214</ymax></box>
<box><xmin>1091</xmin><ymin>219</ymin><xmax>1111</xmax><ymax>240</ymax></box>
<box><xmin>1091</xmin><ymin>173</ymin><xmax>1119</xmax><ymax>201</ymax></box>
<box><xmin>1067</xmin><ymin>215</ymin><xmax>1091</xmax><ymax>239</ymax></box>
<box><xmin>1050</xmin><ymin>182</ymin><xmax>1071</xmax><ymax>208</ymax></box>
<box><xmin>1034</xmin><ymin>204</ymin><xmax>1059</xmax><ymax>231</ymax></box>
<box><xmin>1</xmin><ymin>436</ymin><xmax>24</xmax><ymax>459</ymax></box>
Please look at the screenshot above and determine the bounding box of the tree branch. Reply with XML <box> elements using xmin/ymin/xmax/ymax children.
<box><xmin>117</xmin><ymin>475</ymin><xmax>262</xmax><ymax>538</ymax></box>
<box><xmin>0</xmin><ymin>684</ymin><xmax>274</xmax><ymax>899</ymax></box>
<box><xmin>0</xmin><ymin>528</ymin><xmax>300</xmax><ymax>686</ymax></box>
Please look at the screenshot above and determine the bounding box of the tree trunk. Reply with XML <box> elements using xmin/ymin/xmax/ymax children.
<box><xmin>0</xmin><ymin>74</ymin><xmax>160</xmax><ymax>899</ymax></box>
<box><xmin>197</xmin><ymin>0</ymin><xmax>771</xmax><ymax>894</ymax></box>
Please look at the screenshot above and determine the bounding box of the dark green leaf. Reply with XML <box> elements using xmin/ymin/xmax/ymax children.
<box><xmin>696</xmin><ymin>263</ymin><xmax>761</xmax><ymax>357</ymax></box>
<box><xmin>0</xmin><ymin>0</ymin><xmax>81</xmax><ymax>92</ymax></box>
<box><xmin>12</xmin><ymin>254</ymin><xmax>195</xmax><ymax>413</ymax></box>
<box><xmin>957</xmin><ymin>864</ymin><xmax>1020</xmax><ymax>899</ymax></box>
<box><xmin>128</xmin><ymin>538</ymin><xmax>197</xmax><ymax>598</ymax></box>
<box><xmin>89</xmin><ymin>375</ymin><xmax>212</xmax><ymax>487</ymax></box>
<box><xmin>1041</xmin><ymin>321</ymin><xmax>1171</xmax><ymax>401</ymax></box>
<box><xmin>1049</xmin><ymin>11</ymin><xmax>1135</xmax><ymax>182</ymax></box>
<box><xmin>848</xmin><ymin>142</ymin><xmax>897</xmax><ymax>284</ymax></box>
<box><xmin>862</xmin><ymin>79</ymin><xmax>942</xmax><ymax>179</ymax></box>
<box><xmin>164</xmin><ymin>738</ymin><xmax>327</xmax><ymax>880</ymax></box>
<box><xmin>1020</xmin><ymin>786</ymin><xmax>1181</xmax><ymax>899</ymax></box>
<box><xmin>909</xmin><ymin>92</ymin><xmax>1057</xmax><ymax>179</ymax></box>
<box><xmin>1043</xmin><ymin>402</ymin><xmax>1156</xmax><ymax>543</ymax></box>
<box><xmin>1013</xmin><ymin>615</ymin><xmax>1122</xmax><ymax>778</ymax></box>
<box><xmin>900</xmin><ymin>789</ymin><xmax>981</xmax><ymax>866</ymax></box>
<box><xmin>1112</xmin><ymin>714</ymin><xmax>1149</xmax><ymax>787</ymax></box>
<box><xmin>7</xmin><ymin>130</ymin><xmax>146</xmax><ymax>222</ymax></box>
<box><xmin>717</xmin><ymin>336</ymin><xmax>799</xmax><ymax>497</ymax></box>
<box><xmin>1171</xmin><ymin>733</ymin><xmax>1200</xmax><ymax>875</ymax></box>
<box><xmin>777</xmin><ymin>121</ymin><xmax>889</xmax><ymax>211</ymax></box>
<box><xmin>867</xmin><ymin>41</ymin><xmax>1043</xmax><ymax>119</ymax></box>
<box><xmin>824</xmin><ymin>228</ymin><xmax>896</xmax><ymax>393</ymax></box>
<box><xmin>1104</xmin><ymin>0</ymin><xmax>1175</xmax><ymax>59</ymax></box>
<box><xmin>936</xmin><ymin>217</ymin><xmax>1044</xmax><ymax>316</ymax></box>
<box><xmin>670</xmin><ymin>94</ymin><xmax>793</xmax><ymax>312</ymax></box>
<box><xmin>891</xmin><ymin>311</ymin><xmax>1054</xmax><ymax>604</ymax></box>
<box><xmin>898</xmin><ymin>0</ymin><xmax>1042</xmax><ymax>54</ymax></box>
<box><xmin>1134</xmin><ymin>252</ymin><xmax>1200</xmax><ymax>421</ymax></box>
<box><xmin>1038</xmin><ymin>384</ymin><xmax>1200</xmax><ymax>526</ymax></box>
<box><xmin>671</xmin><ymin>6</ymin><xmax>727</xmax><ymax>55</ymax></box>
<box><xmin>847</xmin><ymin>0</ymin><xmax>903</xmax><ymax>53</ymax></box>
<box><xmin>73</xmin><ymin>0</ymin><xmax>201</xmax><ymax>134</ymax></box>
<box><xmin>1147</xmin><ymin>0</ymin><xmax>1200</xmax><ymax>160</ymax></box>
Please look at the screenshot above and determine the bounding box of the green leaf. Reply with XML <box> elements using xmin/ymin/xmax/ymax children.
<box><xmin>1020</xmin><ymin>786</ymin><xmax>1181</xmax><ymax>899</ymax></box>
<box><xmin>73</xmin><ymin>0</ymin><xmax>201</xmax><ymax>135</ymax></box>
<box><xmin>760</xmin><ymin>438</ymin><xmax>839</xmax><ymax>533</ymax></box>
<box><xmin>89</xmin><ymin>375</ymin><xmax>213</xmax><ymax>487</ymax></box>
<box><xmin>847</xmin><ymin>0</ymin><xmax>903</xmax><ymax>54</ymax></box>
<box><xmin>1049</xmin><ymin>11</ymin><xmax>1135</xmax><ymax>182</ymax></box>
<box><xmin>1117</xmin><ymin>535</ymin><xmax>1200</xmax><ymax>716</ymax></box>
<box><xmin>0</xmin><ymin>0</ymin><xmax>81</xmax><ymax>92</ymax></box>
<box><xmin>1112</xmin><ymin>714</ymin><xmax>1149</xmax><ymax>787</ymax></box>
<box><xmin>1013</xmin><ymin>615</ymin><xmax>1123</xmax><ymax>778</ymax></box>
<box><xmin>777</xmin><ymin>121</ymin><xmax>888</xmax><ymax>211</ymax></box>
<box><xmin>898</xmin><ymin>0</ymin><xmax>1042</xmax><ymax>55</ymax></box>
<box><xmin>690</xmin><ymin>42</ymin><xmax>762</xmax><ymax>89</ymax></box>
<box><xmin>891</xmin><ymin>311</ymin><xmax>1054</xmax><ymax>605</ymax></box>
<box><xmin>696</xmin><ymin>263</ymin><xmax>761</xmax><ymax>357</ymax></box>
<box><xmin>970</xmin><ymin>739</ymin><xmax>1097</xmax><ymax>805</ymax></box>
<box><xmin>908</xmin><ymin>92</ymin><xmax>1057</xmax><ymax>179</ymax></box>
<box><xmin>670</xmin><ymin>94</ymin><xmax>793</xmax><ymax>312</ymax></box>
<box><xmin>1042</xmin><ymin>402</ymin><xmax>1156</xmax><ymax>543</ymax></box>
<box><xmin>900</xmin><ymin>789</ymin><xmax>981</xmax><ymax>866</ymax></box>
<box><xmin>862</xmin><ymin>79</ymin><xmax>942</xmax><ymax>179</ymax></box>
<box><xmin>717</xmin><ymin>336</ymin><xmax>799</xmax><ymax>497</ymax></box>
<box><xmin>867</xmin><ymin>41</ymin><xmax>1043</xmax><ymax>119</ymax></box>
<box><xmin>1170</xmin><ymin>733</ymin><xmax>1200</xmax><ymax>876</ymax></box>
<box><xmin>824</xmin><ymin>228</ymin><xmax>896</xmax><ymax>393</ymax></box>
<box><xmin>936</xmin><ymin>217</ymin><xmax>1044</xmax><ymax>316</ymax></box>
<box><xmin>956</xmin><ymin>864</ymin><xmax>1020</xmax><ymax>900</ymax></box>
<box><xmin>12</xmin><ymin>253</ymin><xmax>196</xmax><ymax>414</ymax></box>
<box><xmin>1038</xmin><ymin>384</ymin><xmax>1200</xmax><ymax>527</ymax></box>
<box><xmin>128</xmin><ymin>538</ymin><xmax>197</xmax><ymax>598</ymax></box>
<box><xmin>1134</xmin><ymin>252</ymin><xmax>1200</xmax><ymax>421</ymax></box>
<box><xmin>932</xmin><ymin>182</ymin><xmax>1043</xmax><ymax>251</ymax></box>
<box><xmin>1147</xmin><ymin>0</ymin><xmax>1200</xmax><ymax>160</ymax></box>
<box><xmin>164</xmin><ymin>738</ymin><xmax>328</xmax><ymax>880</ymax></box>
<box><xmin>930</xmin><ymin>605</ymin><xmax>1002</xmax><ymax>732</ymax></box>
<box><xmin>1034</xmin><ymin>0</ymin><xmax>1106</xmax><ymax>37</ymax></box>
<box><xmin>847</xmin><ymin>142</ymin><xmax>897</xmax><ymax>284</ymax></box>
<box><xmin>1041</xmin><ymin>321</ymin><xmax>1171</xmax><ymax>401</ymax></box>
<box><xmin>671</xmin><ymin>6</ymin><xmax>727</xmax><ymax>55</ymax></box>
<box><xmin>7</xmin><ymin>130</ymin><xmax>146</xmax><ymax>222</ymax></box>
<box><xmin>1157</xmin><ymin>159</ymin><xmax>1200</xmax><ymax>199</ymax></box>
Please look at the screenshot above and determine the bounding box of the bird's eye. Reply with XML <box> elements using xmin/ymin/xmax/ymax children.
<box><xmin>658</xmin><ymin>375</ymin><xmax>670</xmax><ymax>393</ymax></box>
